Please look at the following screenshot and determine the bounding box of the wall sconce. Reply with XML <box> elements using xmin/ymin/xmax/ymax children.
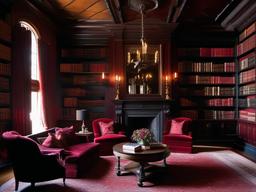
<box><xmin>165</xmin><ymin>75</ymin><xmax>170</xmax><ymax>100</ymax></box>
<box><xmin>115</xmin><ymin>75</ymin><xmax>121</xmax><ymax>100</ymax></box>
<box><xmin>76</xmin><ymin>109</ymin><xmax>89</xmax><ymax>133</ymax></box>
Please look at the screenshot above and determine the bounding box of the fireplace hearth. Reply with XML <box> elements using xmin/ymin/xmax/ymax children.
<box><xmin>114</xmin><ymin>99</ymin><xmax>171</xmax><ymax>142</ymax></box>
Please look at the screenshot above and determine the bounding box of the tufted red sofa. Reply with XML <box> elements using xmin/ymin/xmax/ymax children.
<box><xmin>163</xmin><ymin>117</ymin><xmax>193</xmax><ymax>153</ymax></box>
<box><xmin>28</xmin><ymin>127</ymin><xmax>100</xmax><ymax>178</ymax></box>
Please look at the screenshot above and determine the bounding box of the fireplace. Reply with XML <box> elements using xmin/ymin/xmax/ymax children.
<box><xmin>114</xmin><ymin>99</ymin><xmax>171</xmax><ymax>142</ymax></box>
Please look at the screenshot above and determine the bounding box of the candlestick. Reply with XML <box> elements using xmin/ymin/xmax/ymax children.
<box><xmin>102</xmin><ymin>72</ymin><xmax>105</xmax><ymax>79</ymax></box>
<box><xmin>165</xmin><ymin>75</ymin><xmax>170</xmax><ymax>100</ymax></box>
<box><xmin>115</xmin><ymin>75</ymin><xmax>120</xmax><ymax>100</ymax></box>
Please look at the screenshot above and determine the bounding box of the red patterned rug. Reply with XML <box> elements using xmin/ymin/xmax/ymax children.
<box><xmin>1</xmin><ymin>150</ymin><xmax>256</xmax><ymax>192</ymax></box>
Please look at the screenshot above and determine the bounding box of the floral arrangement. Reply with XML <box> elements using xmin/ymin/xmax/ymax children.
<box><xmin>131</xmin><ymin>128</ymin><xmax>154</xmax><ymax>145</ymax></box>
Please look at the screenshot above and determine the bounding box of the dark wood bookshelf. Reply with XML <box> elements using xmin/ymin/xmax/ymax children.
<box><xmin>176</xmin><ymin>46</ymin><xmax>236</xmax><ymax>146</ymax></box>
<box><xmin>236</xmin><ymin>20</ymin><xmax>256</xmax><ymax>151</ymax></box>
<box><xmin>59</xmin><ymin>46</ymin><xmax>109</xmax><ymax>122</ymax></box>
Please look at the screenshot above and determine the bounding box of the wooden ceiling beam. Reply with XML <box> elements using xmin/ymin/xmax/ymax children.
<box><xmin>105</xmin><ymin>0</ymin><xmax>123</xmax><ymax>24</ymax></box>
<box><xmin>166</xmin><ymin>0</ymin><xmax>187</xmax><ymax>23</ymax></box>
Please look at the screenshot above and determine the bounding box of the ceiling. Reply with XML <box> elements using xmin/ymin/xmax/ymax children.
<box><xmin>0</xmin><ymin>0</ymin><xmax>242</xmax><ymax>46</ymax></box>
<box><xmin>48</xmin><ymin>0</ymin><xmax>232</xmax><ymax>25</ymax></box>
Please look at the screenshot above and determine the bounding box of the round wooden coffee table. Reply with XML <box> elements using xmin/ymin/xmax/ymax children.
<box><xmin>113</xmin><ymin>142</ymin><xmax>170</xmax><ymax>186</ymax></box>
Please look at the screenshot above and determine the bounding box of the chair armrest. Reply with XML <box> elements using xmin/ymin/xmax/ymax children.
<box><xmin>41</xmin><ymin>153</ymin><xmax>65</xmax><ymax>167</ymax></box>
<box><xmin>118</xmin><ymin>131</ymin><xmax>126</xmax><ymax>135</ymax></box>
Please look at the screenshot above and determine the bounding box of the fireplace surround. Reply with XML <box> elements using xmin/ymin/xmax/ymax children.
<box><xmin>114</xmin><ymin>99</ymin><xmax>171</xmax><ymax>142</ymax></box>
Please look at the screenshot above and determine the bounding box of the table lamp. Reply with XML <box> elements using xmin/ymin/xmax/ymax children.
<box><xmin>76</xmin><ymin>109</ymin><xmax>89</xmax><ymax>133</ymax></box>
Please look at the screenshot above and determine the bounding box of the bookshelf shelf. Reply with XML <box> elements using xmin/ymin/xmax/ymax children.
<box><xmin>176</xmin><ymin>46</ymin><xmax>236</xmax><ymax>145</ymax></box>
<box><xmin>60</xmin><ymin>46</ymin><xmax>109</xmax><ymax>121</ymax></box>
<box><xmin>237</xmin><ymin>21</ymin><xmax>256</xmax><ymax>148</ymax></box>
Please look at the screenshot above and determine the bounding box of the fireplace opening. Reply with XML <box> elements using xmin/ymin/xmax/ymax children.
<box><xmin>127</xmin><ymin>117</ymin><xmax>157</xmax><ymax>141</ymax></box>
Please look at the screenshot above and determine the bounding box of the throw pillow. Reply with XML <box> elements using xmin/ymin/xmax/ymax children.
<box><xmin>42</xmin><ymin>133</ymin><xmax>62</xmax><ymax>148</ymax></box>
<box><xmin>55</xmin><ymin>126</ymin><xmax>79</xmax><ymax>147</ymax></box>
<box><xmin>169</xmin><ymin>120</ymin><xmax>185</xmax><ymax>134</ymax></box>
<box><xmin>99</xmin><ymin>121</ymin><xmax>114</xmax><ymax>136</ymax></box>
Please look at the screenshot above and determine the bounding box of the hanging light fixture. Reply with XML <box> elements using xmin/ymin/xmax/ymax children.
<box><xmin>140</xmin><ymin>3</ymin><xmax>147</xmax><ymax>55</ymax></box>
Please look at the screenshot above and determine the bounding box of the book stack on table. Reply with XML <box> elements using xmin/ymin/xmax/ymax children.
<box><xmin>122</xmin><ymin>143</ymin><xmax>142</xmax><ymax>153</ymax></box>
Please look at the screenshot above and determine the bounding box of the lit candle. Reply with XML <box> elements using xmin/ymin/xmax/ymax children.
<box><xmin>127</xmin><ymin>52</ymin><xmax>131</xmax><ymax>63</ymax></box>
<box><xmin>174</xmin><ymin>72</ymin><xmax>178</xmax><ymax>79</ymax></box>
<box><xmin>165</xmin><ymin>75</ymin><xmax>169</xmax><ymax>83</ymax></box>
<box><xmin>136</xmin><ymin>50</ymin><xmax>140</xmax><ymax>61</ymax></box>
<box><xmin>102</xmin><ymin>72</ymin><xmax>105</xmax><ymax>79</ymax></box>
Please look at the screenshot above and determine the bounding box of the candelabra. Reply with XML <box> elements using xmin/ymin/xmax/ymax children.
<box><xmin>115</xmin><ymin>75</ymin><xmax>121</xmax><ymax>100</ymax></box>
<box><xmin>165</xmin><ymin>75</ymin><xmax>170</xmax><ymax>100</ymax></box>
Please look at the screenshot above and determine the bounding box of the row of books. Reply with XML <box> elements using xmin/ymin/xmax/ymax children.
<box><xmin>207</xmin><ymin>98</ymin><xmax>234</xmax><ymax>107</ymax></box>
<box><xmin>239</xmin><ymin>68</ymin><xmax>256</xmax><ymax>83</ymax></box>
<box><xmin>0</xmin><ymin>92</ymin><xmax>10</xmax><ymax>105</ymax></box>
<box><xmin>62</xmin><ymin>75</ymin><xmax>105</xmax><ymax>85</ymax></box>
<box><xmin>180</xmin><ymin>98</ymin><xmax>234</xmax><ymax>107</ymax></box>
<box><xmin>0</xmin><ymin>108</ymin><xmax>11</xmax><ymax>120</ymax></box>
<box><xmin>183</xmin><ymin>75</ymin><xmax>235</xmax><ymax>84</ymax></box>
<box><xmin>64</xmin><ymin>98</ymin><xmax>104</xmax><ymax>107</ymax></box>
<box><xmin>239</xmin><ymin>109</ymin><xmax>256</xmax><ymax>122</ymax></box>
<box><xmin>204</xmin><ymin>110</ymin><xmax>235</xmax><ymax>120</ymax></box>
<box><xmin>238</xmin><ymin>122</ymin><xmax>256</xmax><ymax>145</ymax></box>
<box><xmin>60</xmin><ymin>63</ymin><xmax>107</xmax><ymax>73</ymax></box>
<box><xmin>239</xmin><ymin>83</ymin><xmax>256</xmax><ymax>95</ymax></box>
<box><xmin>0</xmin><ymin>44</ymin><xmax>11</xmax><ymax>61</ymax></box>
<box><xmin>239</xmin><ymin>97</ymin><xmax>256</xmax><ymax>108</ymax></box>
<box><xmin>239</xmin><ymin>21</ymin><xmax>256</xmax><ymax>42</ymax></box>
<box><xmin>180</xmin><ymin>110</ymin><xmax>198</xmax><ymax>119</ymax></box>
<box><xmin>179</xmin><ymin>110</ymin><xmax>235</xmax><ymax>120</ymax></box>
<box><xmin>63</xmin><ymin>107</ymin><xmax>105</xmax><ymax>120</ymax></box>
<box><xmin>61</xmin><ymin>47</ymin><xmax>107</xmax><ymax>58</ymax></box>
<box><xmin>0</xmin><ymin>21</ymin><xmax>11</xmax><ymax>42</ymax></box>
<box><xmin>0</xmin><ymin>77</ymin><xmax>9</xmax><ymax>90</ymax></box>
<box><xmin>179</xmin><ymin>87</ymin><xmax>234</xmax><ymax>96</ymax></box>
<box><xmin>239</xmin><ymin>52</ymin><xmax>255</xmax><ymax>71</ymax></box>
<box><xmin>237</xmin><ymin>34</ymin><xmax>256</xmax><ymax>56</ymax></box>
<box><xmin>178</xmin><ymin>62</ymin><xmax>235</xmax><ymax>73</ymax></box>
<box><xmin>180</xmin><ymin>98</ymin><xmax>196</xmax><ymax>107</ymax></box>
<box><xmin>178</xmin><ymin>48</ymin><xmax>234</xmax><ymax>57</ymax></box>
<box><xmin>0</xmin><ymin>63</ymin><xmax>11</xmax><ymax>76</ymax></box>
<box><xmin>203</xmin><ymin>87</ymin><xmax>234</xmax><ymax>96</ymax></box>
<box><xmin>63</xmin><ymin>88</ymin><xmax>87</xmax><ymax>96</ymax></box>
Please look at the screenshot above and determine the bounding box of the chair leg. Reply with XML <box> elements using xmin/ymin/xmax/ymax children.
<box><xmin>31</xmin><ymin>182</ymin><xmax>35</xmax><ymax>188</ymax></box>
<box><xmin>15</xmin><ymin>179</ymin><xmax>19</xmax><ymax>191</ymax></box>
<box><xmin>63</xmin><ymin>177</ymin><xmax>66</xmax><ymax>186</ymax></box>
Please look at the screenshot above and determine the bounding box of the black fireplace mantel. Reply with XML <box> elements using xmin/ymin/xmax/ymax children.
<box><xmin>113</xmin><ymin>99</ymin><xmax>172</xmax><ymax>142</ymax></box>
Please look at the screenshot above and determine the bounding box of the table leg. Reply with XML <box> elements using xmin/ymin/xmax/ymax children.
<box><xmin>137</xmin><ymin>163</ymin><xmax>145</xmax><ymax>187</ymax></box>
<box><xmin>116</xmin><ymin>156</ymin><xmax>121</xmax><ymax>176</ymax></box>
<box><xmin>163</xmin><ymin>157</ymin><xmax>168</xmax><ymax>167</ymax></box>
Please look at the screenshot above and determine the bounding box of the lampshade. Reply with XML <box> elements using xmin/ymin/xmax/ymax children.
<box><xmin>76</xmin><ymin>109</ymin><xmax>88</xmax><ymax>121</ymax></box>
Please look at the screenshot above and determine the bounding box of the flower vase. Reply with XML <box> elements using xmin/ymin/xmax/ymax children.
<box><xmin>138</xmin><ymin>140</ymin><xmax>150</xmax><ymax>150</ymax></box>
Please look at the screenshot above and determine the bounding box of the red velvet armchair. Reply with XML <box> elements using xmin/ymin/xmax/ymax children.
<box><xmin>2</xmin><ymin>131</ymin><xmax>65</xmax><ymax>191</ymax></box>
<box><xmin>163</xmin><ymin>117</ymin><xmax>193</xmax><ymax>153</ymax></box>
<box><xmin>92</xmin><ymin>118</ymin><xmax>128</xmax><ymax>155</ymax></box>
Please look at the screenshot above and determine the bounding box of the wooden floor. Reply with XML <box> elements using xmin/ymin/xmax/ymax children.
<box><xmin>0</xmin><ymin>166</ymin><xmax>13</xmax><ymax>186</ymax></box>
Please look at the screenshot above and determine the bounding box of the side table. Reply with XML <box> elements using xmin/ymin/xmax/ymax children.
<box><xmin>75</xmin><ymin>131</ymin><xmax>93</xmax><ymax>142</ymax></box>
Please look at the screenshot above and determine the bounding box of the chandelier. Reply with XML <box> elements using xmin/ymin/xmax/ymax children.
<box><xmin>129</xmin><ymin>0</ymin><xmax>159</xmax><ymax>56</ymax></box>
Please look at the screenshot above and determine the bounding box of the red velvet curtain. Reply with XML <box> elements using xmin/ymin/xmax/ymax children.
<box><xmin>12</xmin><ymin>24</ymin><xmax>31</xmax><ymax>135</ymax></box>
<box><xmin>38</xmin><ymin>40</ymin><xmax>48</xmax><ymax>128</ymax></box>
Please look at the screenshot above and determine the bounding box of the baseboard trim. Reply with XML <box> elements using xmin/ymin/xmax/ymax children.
<box><xmin>234</xmin><ymin>141</ymin><xmax>256</xmax><ymax>161</ymax></box>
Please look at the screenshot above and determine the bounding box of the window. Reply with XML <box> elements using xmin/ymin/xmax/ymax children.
<box><xmin>20</xmin><ymin>21</ymin><xmax>45</xmax><ymax>133</ymax></box>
